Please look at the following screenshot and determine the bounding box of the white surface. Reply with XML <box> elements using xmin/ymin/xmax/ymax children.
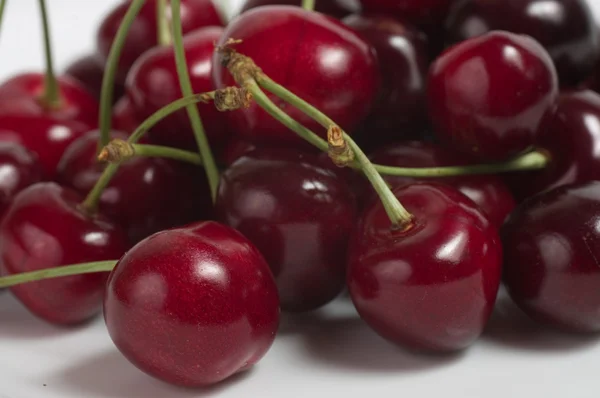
<box><xmin>2</xmin><ymin>1</ymin><xmax>600</xmax><ymax>397</ymax></box>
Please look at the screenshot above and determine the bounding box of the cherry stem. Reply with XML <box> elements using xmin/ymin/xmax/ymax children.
<box><xmin>100</xmin><ymin>140</ymin><xmax>203</xmax><ymax>165</ymax></box>
<box><xmin>98</xmin><ymin>0</ymin><xmax>146</xmax><ymax>150</ymax></box>
<box><xmin>302</xmin><ymin>0</ymin><xmax>316</xmax><ymax>11</ymax></box>
<box><xmin>0</xmin><ymin>0</ymin><xmax>7</xmax><ymax>40</ymax></box>
<box><xmin>38</xmin><ymin>0</ymin><xmax>60</xmax><ymax>108</ymax></box>
<box><xmin>171</xmin><ymin>0</ymin><xmax>220</xmax><ymax>202</ymax></box>
<box><xmin>156</xmin><ymin>0</ymin><xmax>171</xmax><ymax>46</ymax></box>
<box><xmin>0</xmin><ymin>261</ymin><xmax>117</xmax><ymax>288</ymax></box>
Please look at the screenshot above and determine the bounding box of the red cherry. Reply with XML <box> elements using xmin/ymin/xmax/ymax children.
<box><xmin>0</xmin><ymin>143</ymin><xmax>43</xmax><ymax>218</ymax></box>
<box><xmin>0</xmin><ymin>115</ymin><xmax>89</xmax><ymax>179</ymax></box>
<box><xmin>214</xmin><ymin>6</ymin><xmax>380</xmax><ymax>146</ymax></box>
<box><xmin>0</xmin><ymin>182</ymin><xmax>128</xmax><ymax>325</ymax></box>
<box><xmin>127</xmin><ymin>27</ymin><xmax>228</xmax><ymax>150</ymax></box>
<box><xmin>503</xmin><ymin>181</ymin><xmax>600</xmax><ymax>333</ymax></box>
<box><xmin>112</xmin><ymin>96</ymin><xmax>140</xmax><ymax>134</ymax></box>
<box><xmin>348</xmin><ymin>183</ymin><xmax>502</xmax><ymax>352</ymax></box>
<box><xmin>428</xmin><ymin>31</ymin><xmax>558</xmax><ymax>160</ymax></box>
<box><xmin>358</xmin><ymin>0</ymin><xmax>455</xmax><ymax>28</ymax></box>
<box><xmin>104</xmin><ymin>221</ymin><xmax>279</xmax><ymax>387</ymax></box>
<box><xmin>97</xmin><ymin>0</ymin><xmax>223</xmax><ymax>84</ymax></box>
<box><xmin>57</xmin><ymin>131</ymin><xmax>211</xmax><ymax>245</ymax></box>
<box><xmin>216</xmin><ymin>148</ymin><xmax>357</xmax><ymax>312</ymax></box>
<box><xmin>65</xmin><ymin>54</ymin><xmax>125</xmax><ymax>102</ymax></box>
<box><xmin>446</xmin><ymin>0</ymin><xmax>600</xmax><ymax>87</ymax></box>
<box><xmin>239</xmin><ymin>0</ymin><xmax>360</xmax><ymax>18</ymax></box>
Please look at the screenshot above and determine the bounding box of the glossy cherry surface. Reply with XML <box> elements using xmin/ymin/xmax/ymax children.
<box><xmin>446</xmin><ymin>0</ymin><xmax>600</xmax><ymax>87</ymax></box>
<box><xmin>343</xmin><ymin>15</ymin><xmax>429</xmax><ymax>144</ymax></box>
<box><xmin>0</xmin><ymin>182</ymin><xmax>128</xmax><ymax>325</ymax></box>
<box><xmin>359</xmin><ymin>0</ymin><xmax>455</xmax><ymax>28</ymax></box>
<box><xmin>216</xmin><ymin>148</ymin><xmax>357</xmax><ymax>312</ymax></box>
<box><xmin>428</xmin><ymin>31</ymin><xmax>558</xmax><ymax>160</ymax></box>
<box><xmin>112</xmin><ymin>96</ymin><xmax>140</xmax><ymax>134</ymax></box>
<box><xmin>57</xmin><ymin>130</ymin><xmax>211</xmax><ymax>244</ymax></box>
<box><xmin>127</xmin><ymin>27</ymin><xmax>228</xmax><ymax>150</ymax></box>
<box><xmin>214</xmin><ymin>6</ymin><xmax>379</xmax><ymax>146</ymax></box>
<box><xmin>104</xmin><ymin>221</ymin><xmax>280</xmax><ymax>387</ymax></box>
<box><xmin>65</xmin><ymin>54</ymin><xmax>125</xmax><ymax>102</ymax></box>
<box><xmin>0</xmin><ymin>143</ymin><xmax>43</xmax><ymax>218</ymax></box>
<box><xmin>239</xmin><ymin>0</ymin><xmax>360</xmax><ymax>18</ymax></box>
<box><xmin>348</xmin><ymin>183</ymin><xmax>502</xmax><ymax>352</ymax></box>
<box><xmin>503</xmin><ymin>181</ymin><xmax>600</xmax><ymax>332</ymax></box>
<box><xmin>97</xmin><ymin>0</ymin><xmax>223</xmax><ymax>84</ymax></box>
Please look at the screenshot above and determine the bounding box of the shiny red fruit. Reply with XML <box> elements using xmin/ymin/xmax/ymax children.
<box><xmin>503</xmin><ymin>181</ymin><xmax>600</xmax><ymax>332</ymax></box>
<box><xmin>239</xmin><ymin>0</ymin><xmax>360</xmax><ymax>18</ymax></box>
<box><xmin>104</xmin><ymin>221</ymin><xmax>280</xmax><ymax>387</ymax></box>
<box><xmin>112</xmin><ymin>96</ymin><xmax>140</xmax><ymax>134</ymax></box>
<box><xmin>0</xmin><ymin>182</ymin><xmax>128</xmax><ymax>325</ymax></box>
<box><xmin>359</xmin><ymin>0</ymin><xmax>455</xmax><ymax>28</ymax></box>
<box><xmin>428</xmin><ymin>31</ymin><xmax>558</xmax><ymax>160</ymax></box>
<box><xmin>214</xmin><ymin>6</ymin><xmax>379</xmax><ymax>146</ymax></box>
<box><xmin>0</xmin><ymin>143</ymin><xmax>43</xmax><ymax>218</ymax></box>
<box><xmin>348</xmin><ymin>183</ymin><xmax>502</xmax><ymax>352</ymax></box>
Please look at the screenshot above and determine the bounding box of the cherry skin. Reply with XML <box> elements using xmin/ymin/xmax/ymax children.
<box><xmin>0</xmin><ymin>143</ymin><xmax>43</xmax><ymax>218</ymax></box>
<box><xmin>112</xmin><ymin>96</ymin><xmax>141</xmax><ymax>135</ymax></box>
<box><xmin>97</xmin><ymin>0</ymin><xmax>223</xmax><ymax>84</ymax></box>
<box><xmin>428</xmin><ymin>31</ymin><xmax>558</xmax><ymax>161</ymax></box>
<box><xmin>348</xmin><ymin>183</ymin><xmax>502</xmax><ymax>352</ymax></box>
<box><xmin>343</xmin><ymin>15</ymin><xmax>429</xmax><ymax>144</ymax></box>
<box><xmin>127</xmin><ymin>27</ymin><xmax>228</xmax><ymax>150</ymax></box>
<box><xmin>65</xmin><ymin>54</ymin><xmax>125</xmax><ymax>102</ymax></box>
<box><xmin>57</xmin><ymin>131</ymin><xmax>211</xmax><ymax>245</ymax></box>
<box><xmin>0</xmin><ymin>115</ymin><xmax>90</xmax><ymax>179</ymax></box>
<box><xmin>213</xmin><ymin>6</ymin><xmax>380</xmax><ymax>146</ymax></box>
<box><xmin>216</xmin><ymin>148</ymin><xmax>357</xmax><ymax>312</ymax></box>
<box><xmin>503</xmin><ymin>181</ymin><xmax>600</xmax><ymax>333</ymax></box>
<box><xmin>446</xmin><ymin>0</ymin><xmax>600</xmax><ymax>87</ymax></box>
<box><xmin>239</xmin><ymin>0</ymin><xmax>360</xmax><ymax>18</ymax></box>
<box><xmin>0</xmin><ymin>182</ymin><xmax>128</xmax><ymax>325</ymax></box>
<box><xmin>358</xmin><ymin>0</ymin><xmax>455</xmax><ymax>28</ymax></box>
<box><xmin>104</xmin><ymin>221</ymin><xmax>280</xmax><ymax>387</ymax></box>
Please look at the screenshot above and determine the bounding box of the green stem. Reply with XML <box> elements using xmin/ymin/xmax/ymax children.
<box><xmin>171</xmin><ymin>0</ymin><xmax>220</xmax><ymax>202</ymax></box>
<box><xmin>79</xmin><ymin>163</ymin><xmax>120</xmax><ymax>213</ymax></box>
<box><xmin>156</xmin><ymin>0</ymin><xmax>171</xmax><ymax>46</ymax></box>
<box><xmin>0</xmin><ymin>261</ymin><xmax>117</xmax><ymax>288</ymax></box>
<box><xmin>302</xmin><ymin>0</ymin><xmax>316</xmax><ymax>11</ymax></box>
<box><xmin>0</xmin><ymin>0</ymin><xmax>7</xmax><ymax>41</ymax></box>
<box><xmin>98</xmin><ymin>0</ymin><xmax>146</xmax><ymax>150</ymax></box>
<box><xmin>38</xmin><ymin>0</ymin><xmax>60</xmax><ymax>108</ymax></box>
<box><xmin>132</xmin><ymin>144</ymin><xmax>202</xmax><ymax>165</ymax></box>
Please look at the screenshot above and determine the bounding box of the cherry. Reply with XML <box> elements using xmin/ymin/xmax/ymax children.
<box><xmin>57</xmin><ymin>131</ymin><xmax>211</xmax><ymax>245</ymax></box>
<box><xmin>126</xmin><ymin>27</ymin><xmax>228</xmax><ymax>150</ymax></box>
<box><xmin>0</xmin><ymin>182</ymin><xmax>128</xmax><ymax>325</ymax></box>
<box><xmin>0</xmin><ymin>143</ymin><xmax>43</xmax><ymax>218</ymax></box>
<box><xmin>104</xmin><ymin>221</ymin><xmax>280</xmax><ymax>387</ymax></box>
<box><xmin>503</xmin><ymin>181</ymin><xmax>600</xmax><ymax>333</ymax></box>
<box><xmin>213</xmin><ymin>6</ymin><xmax>380</xmax><ymax>146</ymax></box>
<box><xmin>428</xmin><ymin>31</ymin><xmax>558</xmax><ymax>161</ymax></box>
<box><xmin>445</xmin><ymin>0</ymin><xmax>600</xmax><ymax>87</ymax></box>
<box><xmin>216</xmin><ymin>148</ymin><xmax>357</xmax><ymax>312</ymax></box>
<box><xmin>65</xmin><ymin>54</ymin><xmax>125</xmax><ymax>102</ymax></box>
<box><xmin>112</xmin><ymin>96</ymin><xmax>140</xmax><ymax>134</ymax></box>
<box><xmin>239</xmin><ymin>0</ymin><xmax>360</xmax><ymax>18</ymax></box>
<box><xmin>343</xmin><ymin>15</ymin><xmax>429</xmax><ymax>144</ymax></box>
<box><xmin>348</xmin><ymin>183</ymin><xmax>502</xmax><ymax>352</ymax></box>
<box><xmin>97</xmin><ymin>0</ymin><xmax>223</xmax><ymax>84</ymax></box>
<box><xmin>358</xmin><ymin>0</ymin><xmax>455</xmax><ymax>28</ymax></box>
<box><xmin>0</xmin><ymin>115</ymin><xmax>90</xmax><ymax>179</ymax></box>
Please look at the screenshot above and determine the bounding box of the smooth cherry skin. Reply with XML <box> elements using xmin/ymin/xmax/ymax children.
<box><xmin>214</xmin><ymin>6</ymin><xmax>380</xmax><ymax>146</ymax></box>
<box><xmin>348</xmin><ymin>183</ymin><xmax>502</xmax><ymax>352</ymax></box>
<box><xmin>127</xmin><ymin>27</ymin><xmax>228</xmax><ymax>150</ymax></box>
<box><xmin>428</xmin><ymin>31</ymin><xmax>558</xmax><ymax>161</ymax></box>
<box><xmin>239</xmin><ymin>0</ymin><xmax>360</xmax><ymax>18</ymax></box>
<box><xmin>446</xmin><ymin>0</ymin><xmax>600</xmax><ymax>87</ymax></box>
<box><xmin>65</xmin><ymin>54</ymin><xmax>125</xmax><ymax>102</ymax></box>
<box><xmin>0</xmin><ymin>143</ymin><xmax>43</xmax><ymax>218</ymax></box>
<box><xmin>359</xmin><ymin>0</ymin><xmax>454</xmax><ymax>28</ymax></box>
<box><xmin>216</xmin><ymin>148</ymin><xmax>357</xmax><ymax>312</ymax></box>
<box><xmin>0</xmin><ymin>182</ymin><xmax>128</xmax><ymax>325</ymax></box>
<box><xmin>104</xmin><ymin>221</ymin><xmax>280</xmax><ymax>387</ymax></box>
<box><xmin>503</xmin><ymin>181</ymin><xmax>600</xmax><ymax>332</ymax></box>
<box><xmin>112</xmin><ymin>96</ymin><xmax>140</xmax><ymax>134</ymax></box>
<box><xmin>97</xmin><ymin>0</ymin><xmax>223</xmax><ymax>84</ymax></box>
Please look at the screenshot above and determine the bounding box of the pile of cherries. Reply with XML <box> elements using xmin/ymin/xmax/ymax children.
<box><xmin>2</xmin><ymin>0</ymin><xmax>600</xmax><ymax>390</ymax></box>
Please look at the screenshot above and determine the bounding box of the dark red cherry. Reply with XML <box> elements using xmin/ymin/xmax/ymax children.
<box><xmin>104</xmin><ymin>221</ymin><xmax>279</xmax><ymax>387</ymax></box>
<box><xmin>112</xmin><ymin>96</ymin><xmax>140</xmax><ymax>134</ymax></box>
<box><xmin>97</xmin><ymin>0</ymin><xmax>223</xmax><ymax>84</ymax></box>
<box><xmin>0</xmin><ymin>182</ymin><xmax>128</xmax><ymax>325</ymax></box>
<box><xmin>368</xmin><ymin>142</ymin><xmax>516</xmax><ymax>227</ymax></box>
<box><xmin>343</xmin><ymin>15</ymin><xmax>429</xmax><ymax>144</ymax></box>
<box><xmin>0</xmin><ymin>115</ymin><xmax>89</xmax><ymax>179</ymax></box>
<box><xmin>359</xmin><ymin>0</ymin><xmax>455</xmax><ymax>28</ymax></box>
<box><xmin>0</xmin><ymin>73</ymin><xmax>99</xmax><ymax>128</ymax></box>
<box><xmin>503</xmin><ymin>181</ymin><xmax>600</xmax><ymax>333</ymax></box>
<box><xmin>0</xmin><ymin>143</ymin><xmax>43</xmax><ymax>218</ymax></box>
<box><xmin>216</xmin><ymin>148</ymin><xmax>357</xmax><ymax>312</ymax></box>
<box><xmin>239</xmin><ymin>0</ymin><xmax>360</xmax><ymax>18</ymax></box>
<box><xmin>65</xmin><ymin>54</ymin><xmax>125</xmax><ymax>102</ymax></box>
<box><xmin>127</xmin><ymin>27</ymin><xmax>228</xmax><ymax>150</ymax></box>
<box><xmin>57</xmin><ymin>130</ymin><xmax>211</xmax><ymax>244</ymax></box>
<box><xmin>214</xmin><ymin>6</ymin><xmax>380</xmax><ymax>146</ymax></box>
<box><xmin>348</xmin><ymin>183</ymin><xmax>502</xmax><ymax>352</ymax></box>
<box><xmin>428</xmin><ymin>31</ymin><xmax>558</xmax><ymax>161</ymax></box>
<box><xmin>446</xmin><ymin>0</ymin><xmax>600</xmax><ymax>87</ymax></box>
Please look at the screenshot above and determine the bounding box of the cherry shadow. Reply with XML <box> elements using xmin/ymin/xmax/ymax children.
<box><xmin>0</xmin><ymin>293</ymin><xmax>69</xmax><ymax>339</ymax></box>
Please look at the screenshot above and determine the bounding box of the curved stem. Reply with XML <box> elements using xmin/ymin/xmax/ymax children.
<box><xmin>38</xmin><ymin>0</ymin><xmax>60</xmax><ymax>108</ymax></box>
<box><xmin>98</xmin><ymin>0</ymin><xmax>146</xmax><ymax>150</ymax></box>
<box><xmin>302</xmin><ymin>0</ymin><xmax>316</xmax><ymax>11</ymax></box>
<box><xmin>171</xmin><ymin>0</ymin><xmax>220</xmax><ymax>202</ymax></box>
<box><xmin>156</xmin><ymin>0</ymin><xmax>171</xmax><ymax>46</ymax></box>
<box><xmin>79</xmin><ymin>163</ymin><xmax>120</xmax><ymax>213</ymax></box>
<box><xmin>0</xmin><ymin>0</ymin><xmax>7</xmax><ymax>41</ymax></box>
<box><xmin>133</xmin><ymin>144</ymin><xmax>202</xmax><ymax>165</ymax></box>
<box><xmin>0</xmin><ymin>261</ymin><xmax>117</xmax><ymax>288</ymax></box>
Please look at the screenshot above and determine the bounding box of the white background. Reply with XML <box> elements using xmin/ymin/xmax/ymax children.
<box><xmin>1</xmin><ymin>1</ymin><xmax>600</xmax><ymax>397</ymax></box>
